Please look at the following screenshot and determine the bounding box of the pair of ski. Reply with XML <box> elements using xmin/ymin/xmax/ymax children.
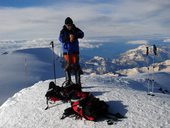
<box><xmin>145</xmin><ymin>44</ymin><xmax>157</xmax><ymax>96</ymax></box>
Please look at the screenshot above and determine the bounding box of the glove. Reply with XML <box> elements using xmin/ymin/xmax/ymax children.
<box><xmin>69</xmin><ymin>34</ymin><xmax>75</xmax><ymax>43</ymax></box>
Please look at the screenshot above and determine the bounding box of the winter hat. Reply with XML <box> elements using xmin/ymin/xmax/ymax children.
<box><xmin>65</xmin><ymin>17</ymin><xmax>73</xmax><ymax>24</ymax></box>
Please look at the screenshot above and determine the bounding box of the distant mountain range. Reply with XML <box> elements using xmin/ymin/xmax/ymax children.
<box><xmin>1</xmin><ymin>39</ymin><xmax>170</xmax><ymax>76</ymax></box>
<box><xmin>81</xmin><ymin>44</ymin><xmax>170</xmax><ymax>75</ymax></box>
<box><xmin>116</xmin><ymin>60</ymin><xmax>170</xmax><ymax>76</ymax></box>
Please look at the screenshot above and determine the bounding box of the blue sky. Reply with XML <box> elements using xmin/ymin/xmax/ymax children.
<box><xmin>0</xmin><ymin>0</ymin><xmax>170</xmax><ymax>40</ymax></box>
<box><xmin>0</xmin><ymin>0</ymin><xmax>117</xmax><ymax>7</ymax></box>
<box><xmin>0</xmin><ymin>0</ymin><xmax>58</xmax><ymax>7</ymax></box>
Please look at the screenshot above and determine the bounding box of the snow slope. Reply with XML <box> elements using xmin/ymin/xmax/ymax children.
<box><xmin>0</xmin><ymin>75</ymin><xmax>170</xmax><ymax>128</ymax></box>
<box><xmin>0</xmin><ymin>47</ymin><xmax>64</xmax><ymax>105</ymax></box>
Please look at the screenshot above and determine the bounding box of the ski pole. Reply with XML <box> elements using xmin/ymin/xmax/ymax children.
<box><xmin>45</xmin><ymin>97</ymin><xmax>49</xmax><ymax>110</ymax></box>
<box><xmin>50</xmin><ymin>41</ymin><xmax>56</xmax><ymax>84</ymax></box>
<box><xmin>151</xmin><ymin>44</ymin><xmax>157</xmax><ymax>95</ymax></box>
<box><xmin>153</xmin><ymin>44</ymin><xmax>157</xmax><ymax>56</ymax></box>
<box><xmin>152</xmin><ymin>54</ymin><xmax>155</xmax><ymax>95</ymax></box>
<box><xmin>145</xmin><ymin>46</ymin><xmax>150</xmax><ymax>94</ymax></box>
<box><xmin>151</xmin><ymin>44</ymin><xmax>157</xmax><ymax>96</ymax></box>
<box><xmin>24</xmin><ymin>57</ymin><xmax>28</xmax><ymax>85</ymax></box>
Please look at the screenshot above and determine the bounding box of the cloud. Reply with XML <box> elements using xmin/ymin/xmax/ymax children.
<box><xmin>127</xmin><ymin>40</ymin><xmax>148</xmax><ymax>45</ymax></box>
<box><xmin>0</xmin><ymin>0</ymin><xmax>170</xmax><ymax>40</ymax></box>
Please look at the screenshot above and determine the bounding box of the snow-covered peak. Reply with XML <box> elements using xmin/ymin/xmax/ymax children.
<box><xmin>163</xmin><ymin>38</ymin><xmax>170</xmax><ymax>43</ymax></box>
<box><xmin>120</xmin><ymin>45</ymin><xmax>146</xmax><ymax>59</ymax></box>
<box><xmin>83</xmin><ymin>56</ymin><xmax>114</xmax><ymax>74</ymax></box>
<box><xmin>116</xmin><ymin>59</ymin><xmax>170</xmax><ymax>76</ymax></box>
<box><xmin>85</xmin><ymin>56</ymin><xmax>108</xmax><ymax>66</ymax></box>
<box><xmin>0</xmin><ymin>75</ymin><xmax>170</xmax><ymax>128</ymax></box>
<box><xmin>122</xmin><ymin>45</ymin><xmax>147</xmax><ymax>56</ymax></box>
<box><xmin>113</xmin><ymin>44</ymin><xmax>170</xmax><ymax>69</ymax></box>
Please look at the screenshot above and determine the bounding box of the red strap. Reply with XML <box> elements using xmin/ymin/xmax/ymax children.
<box><xmin>49</xmin><ymin>97</ymin><xmax>60</xmax><ymax>102</ymax></box>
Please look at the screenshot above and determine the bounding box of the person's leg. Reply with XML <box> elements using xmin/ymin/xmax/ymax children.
<box><xmin>65</xmin><ymin>70</ymin><xmax>71</xmax><ymax>84</ymax></box>
<box><xmin>64</xmin><ymin>54</ymin><xmax>72</xmax><ymax>86</ymax></box>
<box><xmin>75</xmin><ymin>69</ymin><xmax>81</xmax><ymax>85</ymax></box>
<box><xmin>73</xmin><ymin>54</ymin><xmax>81</xmax><ymax>85</ymax></box>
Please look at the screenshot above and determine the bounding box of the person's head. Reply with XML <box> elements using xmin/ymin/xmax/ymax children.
<box><xmin>65</xmin><ymin>17</ymin><xmax>73</xmax><ymax>30</ymax></box>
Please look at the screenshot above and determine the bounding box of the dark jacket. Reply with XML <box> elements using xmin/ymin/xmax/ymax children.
<box><xmin>59</xmin><ymin>24</ymin><xmax>84</xmax><ymax>54</ymax></box>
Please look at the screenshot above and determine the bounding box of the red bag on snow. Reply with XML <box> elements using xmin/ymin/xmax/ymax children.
<box><xmin>70</xmin><ymin>91</ymin><xmax>108</xmax><ymax>121</ymax></box>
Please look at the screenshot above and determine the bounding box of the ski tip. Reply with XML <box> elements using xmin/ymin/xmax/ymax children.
<box><xmin>147</xmin><ymin>93</ymin><xmax>155</xmax><ymax>96</ymax></box>
<box><xmin>45</xmin><ymin>106</ymin><xmax>49</xmax><ymax>110</ymax></box>
<box><xmin>50</xmin><ymin>41</ymin><xmax>54</xmax><ymax>47</ymax></box>
<box><xmin>107</xmin><ymin>119</ymin><xmax>114</xmax><ymax>125</ymax></box>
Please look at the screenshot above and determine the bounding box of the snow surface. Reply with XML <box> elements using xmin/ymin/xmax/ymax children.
<box><xmin>0</xmin><ymin>75</ymin><xmax>170</xmax><ymax>128</ymax></box>
<box><xmin>0</xmin><ymin>38</ymin><xmax>170</xmax><ymax>128</ymax></box>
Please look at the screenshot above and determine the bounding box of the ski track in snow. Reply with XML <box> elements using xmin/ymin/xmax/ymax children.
<box><xmin>0</xmin><ymin>75</ymin><xmax>170</xmax><ymax>128</ymax></box>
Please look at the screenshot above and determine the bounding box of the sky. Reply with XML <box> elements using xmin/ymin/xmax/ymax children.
<box><xmin>0</xmin><ymin>0</ymin><xmax>170</xmax><ymax>40</ymax></box>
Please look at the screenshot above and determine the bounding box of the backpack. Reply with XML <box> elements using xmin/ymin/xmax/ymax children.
<box><xmin>45</xmin><ymin>82</ymin><xmax>126</xmax><ymax>124</ymax></box>
<box><xmin>45</xmin><ymin>82</ymin><xmax>65</xmax><ymax>102</ymax></box>
<box><xmin>64</xmin><ymin>91</ymin><xmax>109</xmax><ymax>121</ymax></box>
<box><xmin>45</xmin><ymin>81</ymin><xmax>81</xmax><ymax>110</ymax></box>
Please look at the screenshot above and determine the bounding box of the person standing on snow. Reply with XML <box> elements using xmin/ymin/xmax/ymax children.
<box><xmin>59</xmin><ymin>17</ymin><xmax>84</xmax><ymax>86</ymax></box>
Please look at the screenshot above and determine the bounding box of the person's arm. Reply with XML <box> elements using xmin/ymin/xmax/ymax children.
<box><xmin>59</xmin><ymin>29</ymin><xmax>69</xmax><ymax>43</ymax></box>
<box><xmin>74</xmin><ymin>27</ymin><xmax>84</xmax><ymax>39</ymax></box>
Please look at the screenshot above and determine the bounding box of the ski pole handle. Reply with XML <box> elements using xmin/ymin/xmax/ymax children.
<box><xmin>146</xmin><ymin>47</ymin><xmax>149</xmax><ymax>56</ymax></box>
<box><xmin>153</xmin><ymin>44</ymin><xmax>157</xmax><ymax>56</ymax></box>
<box><xmin>50</xmin><ymin>41</ymin><xmax>54</xmax><ymax>48</ymax></box>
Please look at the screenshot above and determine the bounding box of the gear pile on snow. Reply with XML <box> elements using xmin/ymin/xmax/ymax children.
<box><xmin>62</xmin><ymin>91</ymin><xmax>108</xmax><ymax>121</ymax></box>
<box><xmin>45</xmin><ymin>38</ymin><xmax>126</xmax><ymax>125</ymax></box>
<box><xmin>45</xmin><ymin>81</ymin><xmax>126</xmax><ymax>125</ymax></box>
<box><xmin>45</xmin><ymin>81</ymin><xmax>81</xmax><ymax>109</ymax></box>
